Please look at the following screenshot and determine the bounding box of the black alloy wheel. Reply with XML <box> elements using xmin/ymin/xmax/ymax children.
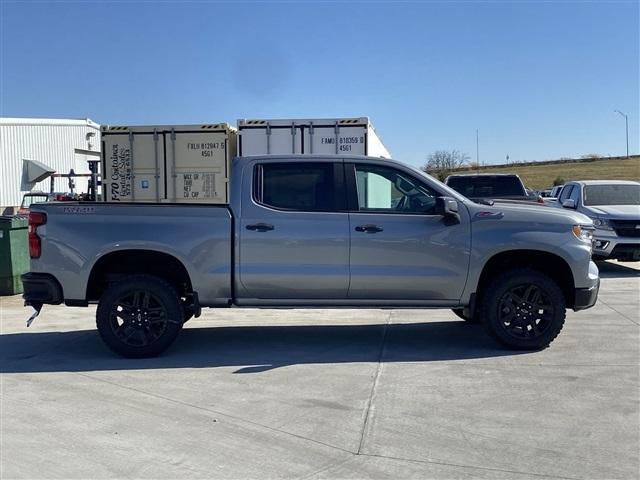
<box><xmin>496</xmin><ymin>284</ymin><xmax>554</xmax><ymax>340</ymax></box>
<box><xmin>109</xmin><ymin>290</ymin><xmax>168</xmax><ymax>347</ymax></box>
<box><xmin>96</xmin><ymin>275</ymin><xmax>184</xmax><ymax>358</ymax></box>
<box><xmin>481</xmin><ymin>269</ymin><xmax>566</xmax><ymax>350</ymax></box>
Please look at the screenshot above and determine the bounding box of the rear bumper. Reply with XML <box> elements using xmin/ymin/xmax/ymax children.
<box><xmin>573</xmin><ymin>279</ymin><xmax>599</xmax><ymax>311</ymax></box>
<box><xmin>21</xmin><ymin>272</ymin><xmax>63</xmax><ymax>307</ymax></box>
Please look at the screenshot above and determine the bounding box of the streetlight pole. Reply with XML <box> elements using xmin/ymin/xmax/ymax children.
<box><xmin>614</xmin><ymin>110</ymin><xmax>629</xmax><ymax>158</ymax></box>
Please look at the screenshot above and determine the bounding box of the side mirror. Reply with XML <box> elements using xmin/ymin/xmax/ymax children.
<box><xmin>435</xmin><ymin>196</ymin><xmax>460</xmax><ymax>224</ymax></box>
<box><xmin>562</xmin><ymin>199</ymin><xmax>576</xmax><ymax>209</ymax></box>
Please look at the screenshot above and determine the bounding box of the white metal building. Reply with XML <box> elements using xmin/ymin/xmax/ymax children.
<box><xmin>0</xmin><ymin>118</ymin><xmax>101</xmax><ymax>210</ymax></box>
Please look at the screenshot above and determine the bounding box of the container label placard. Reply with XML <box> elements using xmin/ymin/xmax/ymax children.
<box><xmin>182</xmin><ymin>172</ymin><xmax>217</xmax><ymax>199</ymax></box>
<box><xmin>319</xmin><ymin>135</ymin><xmax>365</xmax><ymax>152</ymax></box>
<box><xmin>187</xmin><ymin>142</ymin><xmax>225</xmax><ymax>158</ymax></box>
<box><xmin>311</xmin><ymin>127</ymin><xmax>367</xmax><ymax>154</ymax></box>
<box><xmin>108</xmin><ymin>144</ymin><xmax>132</xmax><ymax>201</ymax></box>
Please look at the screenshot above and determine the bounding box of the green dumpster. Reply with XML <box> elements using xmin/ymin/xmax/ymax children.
<box><xmin>0</xmin><ymin>216</ymin><xmax>29</xmax><ymax>295</ymax></box>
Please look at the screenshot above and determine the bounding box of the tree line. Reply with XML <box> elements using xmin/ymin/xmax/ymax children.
<box><xmin>422</xmin><ymin>150</ymin><xmax>613</xmax><ymax>181</ymax></box>
<box><xmin>421</xmin><ymin>150</ymin><xmax>472</xmax><ymax>181</ymax></box>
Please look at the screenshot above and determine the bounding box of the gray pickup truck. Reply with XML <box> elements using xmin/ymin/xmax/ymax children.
<box><xmin>22</xmin><ymin>155</ymin><xmax>600</xmax><ymax>357</ymax></box>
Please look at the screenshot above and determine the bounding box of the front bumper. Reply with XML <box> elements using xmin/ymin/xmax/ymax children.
<box><xmin>608</xmin><ymin>244</ymin><xmax>640</xmax><ymax>261</ymax></box>
<box><xmin>573</xmin><ymin>278</ymin><xmax>599</xmax><ymax>311</ymax></box>
<box><xmin>592</xmin><ymin>231</ymin><xmax>640</xmax><ymax>261</ymax></box>
<box><xmin>21</xmin><ymin>272</ymin><xmax>63</xmax><ymax>307</ymax></box>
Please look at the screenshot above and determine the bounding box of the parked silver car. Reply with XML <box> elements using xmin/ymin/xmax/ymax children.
<box><xmin>556</xmin><ymin>180</ymin><xmax>640</xmax><ymax>261</ymax></box>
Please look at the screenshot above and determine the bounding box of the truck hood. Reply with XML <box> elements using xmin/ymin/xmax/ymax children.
<box><xmin>582</xmin><ymin>205</ymin><xmax>640</xmax><ymax>219</ymax></box>
<box><xmin>465</xmin><ymin>200</ymin><xmax>593</xmax><ymax>226</ymax></box>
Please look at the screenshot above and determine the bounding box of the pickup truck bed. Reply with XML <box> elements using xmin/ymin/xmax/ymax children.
<box><xmin>26</xmin><ymin>203</ymin><xmax>233</xmax><ymax>306</ymax></box>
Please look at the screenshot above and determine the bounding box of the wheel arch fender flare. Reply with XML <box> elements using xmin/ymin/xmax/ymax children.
<box><xmin>464</xmin><ymin>248</ymin><xmax>576</xmax><ymax>309</ymax></box>
<box><xmin>85</xmin><ymin>246</ymin><xmax>195</xmax><ymax>301</ymax></box>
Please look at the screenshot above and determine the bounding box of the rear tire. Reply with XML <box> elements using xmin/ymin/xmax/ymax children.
<box><xmin>480</xmin><ymin>269</ymin><xmax>566</xmax><ymax>350</ymax></box>
<box><xmin>96</xmin><ymin>275</ymin><xmax>183</xmax><ymax>358</ymax></box>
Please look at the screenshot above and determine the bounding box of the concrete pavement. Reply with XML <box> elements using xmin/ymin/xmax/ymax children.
<box><xmin>1</xmin><ymin>261</ymin><xmax>638</xmax><ymax>479</ymax></box>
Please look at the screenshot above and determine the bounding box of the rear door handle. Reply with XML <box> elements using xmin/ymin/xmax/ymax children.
<box><xmin>246</xmin><ymin>223</ymin><xmax>274</xmax><ymax>232</ymax></box>
<box><xmin>355</xmin><ymin>224</ymin><xmax>384</xmax><ymax>233</ymax></box>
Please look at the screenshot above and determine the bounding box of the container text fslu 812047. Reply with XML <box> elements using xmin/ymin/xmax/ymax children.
<box><xmin>101</xmin><ymin>123</ymin><xmax>237</xmax><ymax>203</ymax></box>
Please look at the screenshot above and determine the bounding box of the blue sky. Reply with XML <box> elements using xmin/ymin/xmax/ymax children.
<box><xmin>1</xmin><ymin>0</ymin><xmax>638</xmax><ymax>167</ymax></box>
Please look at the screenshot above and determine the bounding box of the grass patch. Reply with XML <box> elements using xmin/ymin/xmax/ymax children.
<box><xmin>454</xmin><ymin>156</ymin><xmax>639</xmax><ymax>189</ymax></box>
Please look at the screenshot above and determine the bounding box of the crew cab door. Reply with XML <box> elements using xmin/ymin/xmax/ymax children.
<box><xmin>237</xmin><ymin>159</ymin><xmax>349</xmax><ymax>301</ymax></box>
<box><xmin>346</xmin><ymin>162</ymin><xmax>471</xmax><ymax>301</ymax></box>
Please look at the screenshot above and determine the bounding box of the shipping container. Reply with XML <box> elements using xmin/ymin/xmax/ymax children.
<box><xmin>101</xmin><ymin>123</ymin><xmax>237</xmax><ymax>203</ymax></box>
<box><xmin>0</xmin><ymin>118</ymin><xmax>100</xmax><ymax>211</ymax></box>
<box><xmin>237</xmin><ymin>117</ymin><xmax>390</xmax><ymax>158</ymax></box>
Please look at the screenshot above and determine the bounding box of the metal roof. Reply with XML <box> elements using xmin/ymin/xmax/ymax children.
<box><xmin>0</xmin><ymin>117</ymin><xmax>100</xmax><ymax>129</ymax></box>
<box><xmin>569</xmin><ymin>180</ymin><xmax>640</xmax><ymax>186</ymax></box>
<box><xmin>446</xmin><ymin>173</ymin><xmax>521</xmax><ymax>177</ymax></box>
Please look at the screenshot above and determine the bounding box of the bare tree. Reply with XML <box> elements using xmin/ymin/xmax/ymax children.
<box><xmin>422</xmin><ymin>150</ymin><xmax>470</xmax><ymax>180</ymax></box>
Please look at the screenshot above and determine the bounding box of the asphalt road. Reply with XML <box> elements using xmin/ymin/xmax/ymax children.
<box><xmin>1</xmin><ymin>261</ymin><xmax>638</xmax><ymax>479</ymax></box>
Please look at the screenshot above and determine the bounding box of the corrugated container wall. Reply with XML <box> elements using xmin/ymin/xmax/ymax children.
<box><xmin>237</xmin><ymin>117</ymin><xmax>391</xmax><ymax>158</ymax></box>
<box><xmin>101</xmin><ymin>123</ymin><xmax>236</xmax><ymax>203</ymax></box>
<box><xmin>0</xmin><ymin>118</ymin><xmax>101</xmax><ymax>209</ymax></box>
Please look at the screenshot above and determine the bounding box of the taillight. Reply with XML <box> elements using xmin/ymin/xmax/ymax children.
<box><xmin>537</xmin><ymin>196</ymin><xmax>545</xmax><ymax>204</ymax></box>
<box><xmin>28</xmin><ymin>212</ymin><xmax>46</xmax><ymax>258</ymax></box>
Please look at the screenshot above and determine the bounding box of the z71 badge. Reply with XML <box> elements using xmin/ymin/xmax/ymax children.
<box><xmin>63</xmin><ymin>206</ymin><xmax>95</xmax><ymax>214</ymax></box>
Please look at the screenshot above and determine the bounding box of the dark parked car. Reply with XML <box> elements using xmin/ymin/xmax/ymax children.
<box><xmin>445</xmin><ymin>174</ymin><xmax>545</xmax><ymax>205</ymax></box>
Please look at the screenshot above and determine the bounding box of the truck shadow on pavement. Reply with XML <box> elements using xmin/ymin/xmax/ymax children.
<box><xmin>596</xmin><ymin>261</ymin><xmax>640</xmax><ymax>279</ymax></box>
<box><xmin>1</xmin><ymin>321</ymin><xmax>531</xmax><ymax>374</ymax></box>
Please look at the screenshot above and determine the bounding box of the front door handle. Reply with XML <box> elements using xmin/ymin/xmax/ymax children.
<box><xmin>246</xmin><ymin>223</ymin><xmax>274</xmax><ymax>232</ymax></box>
<box><xmin>355</xmin><ymin>224</ymin><xmax>384</xmax><ymax>233</ymax></box>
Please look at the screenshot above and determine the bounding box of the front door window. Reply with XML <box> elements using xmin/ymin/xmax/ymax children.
<box><xmin>354</xmin><ymin>164</ymin><xmax>438</xmax><ymax>214</ymax></box>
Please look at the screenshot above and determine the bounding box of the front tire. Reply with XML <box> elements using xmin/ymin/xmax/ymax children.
<box><xmin>480</xmin><ymin>269</ymin><xmax>566</xmax><ymax>350</ymax></box>
<box><xmin>96</xmin><ymin>275</ymin><xmax>184</xmax><ymax>358</ymax></box>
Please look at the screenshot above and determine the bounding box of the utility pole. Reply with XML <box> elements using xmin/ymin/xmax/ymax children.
<box><xmin>476</xmin><ymin>129</ymin><xmax>480</xmax><ymax>169</ymax></box>
<box><xmin>614</xmin><ymin>110</ymin><xmax>629</xmax><ymax>158</ymax></box>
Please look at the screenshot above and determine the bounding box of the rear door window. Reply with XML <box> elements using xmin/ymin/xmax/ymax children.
<box><xmin>255</xmin><ymin>162</ymin><xmax>343</xmax><ymax>212</ymax></box>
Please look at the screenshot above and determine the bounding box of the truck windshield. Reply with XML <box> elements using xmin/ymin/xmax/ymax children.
<box><xmin>583</xmin><ymin>184</ymin><xmax>640</xmax><ymax>206</ymax></box>
<box><xmin>446</xmin><ymin>176</ymin><xmax>524</xmax><ymax>198</ymax></box>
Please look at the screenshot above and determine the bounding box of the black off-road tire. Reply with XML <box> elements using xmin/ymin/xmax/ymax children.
<box><xmin>480</xmin><ymin>269</ymin><xmax>566</xmax><ymax>350</ymax></box>
<box><xmin>451</xmin><ymin>308</ymin><xmax>480</xmax><ymax>323</ymax></box>
<box><xmin>96</xmin><ymin>275</ymin><xmax>184</xmax><ymax>358</ymax></box>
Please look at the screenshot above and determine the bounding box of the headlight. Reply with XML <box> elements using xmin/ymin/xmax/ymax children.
<box><xmin>573</xmin><ymin>225</ymin><xmax>594</xmax><ymax>242</ymax></box>
<box><xmin>593</xmin><ymin>218</ymin><xmax>613</xmax><ymax>230</ymax></box>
